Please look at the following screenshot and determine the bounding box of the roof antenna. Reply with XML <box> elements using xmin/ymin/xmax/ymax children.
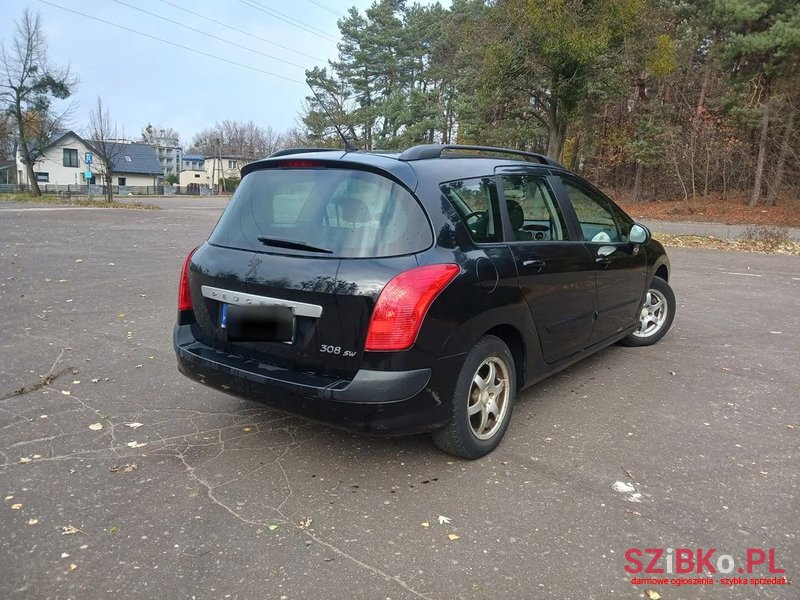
<box><xmin>308</xmin><ymin>83</ymin><xmax>359</xmax><ymax>153</ymax></box>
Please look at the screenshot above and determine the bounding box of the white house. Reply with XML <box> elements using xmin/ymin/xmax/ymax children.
<box><xmin>179</xmin><ymin>153</ymin><xmax>210</xmax><ymax>187</ymax></box>
<box><xmin>16</xmin><ymin>131</ymin><xmax>162</xmax><ymax>189</ymax></box>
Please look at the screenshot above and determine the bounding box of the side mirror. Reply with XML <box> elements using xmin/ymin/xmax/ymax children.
<box><xmin>629</xmin><ymin>223</ymin><xmax>650</xmax><ymax>244</ymax></box>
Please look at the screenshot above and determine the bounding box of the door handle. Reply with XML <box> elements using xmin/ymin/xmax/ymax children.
<box><xmin>522</xmin><ymin>259</ymin><xmax>545</xmax><ymax>269</ymax></box>
<box><xmin>595</xmin><ymin>256</ymin><xmax>612</xmax><ymax>268</ymax></box>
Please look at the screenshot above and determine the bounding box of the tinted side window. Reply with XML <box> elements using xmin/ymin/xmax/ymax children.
<box><xmin>501</xmin><ymin>174</ymin><xmax>569</xmax><ymax>241</ymax></box>
<box><xmin>562</xmin><ymin>179</ymin><xmax>625</xmax><ymax>243</ymax></box>
<box><xmin>440</xmin><ymin>177</ymin><xmax>502</xmax><ymax>243</ymax></box>
<box><xmin>209</xmin><ymin>168</ymin><xmax>432</xmax><ymax>258</ymax></box>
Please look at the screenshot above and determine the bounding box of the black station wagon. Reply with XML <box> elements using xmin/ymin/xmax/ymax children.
<box><xmin>174</xmin><ymin>144</ymin><xmax>675</xmax><ymax>458</ymax></box>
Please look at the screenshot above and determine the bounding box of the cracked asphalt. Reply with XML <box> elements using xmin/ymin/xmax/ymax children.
<box><xmin>0</xmin><ymin>200</ymin><xmax>797</xmax><ymax>600</ymax></box>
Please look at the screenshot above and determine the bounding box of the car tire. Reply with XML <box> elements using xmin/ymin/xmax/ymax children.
<box><xmin>620</xmin><ymin>276</ymin><xmax>675</xmax><ymax>347</ymax></box>
<box><xmin>432</xmin><ymin>335</ymin><xmax>516</xmax><ymax>459</ymax></box>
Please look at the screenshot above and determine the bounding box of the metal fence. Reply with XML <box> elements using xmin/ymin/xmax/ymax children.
<box><xmin>0</xmin><ymin>183</ymin><xmax>216</xmax><ymax>196</ymax></box>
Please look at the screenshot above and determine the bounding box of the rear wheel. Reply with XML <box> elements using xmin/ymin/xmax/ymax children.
<box><xmin>620</xmin><ymin>276</ymin><xmax>675</xmax><ymax>347</ymax></box>
<box><xmin>432</xmin><ymin>335</ymin><xmax>516</xmax><ymax>459</ymax></box>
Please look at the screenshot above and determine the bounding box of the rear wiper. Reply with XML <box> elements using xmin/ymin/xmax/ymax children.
<box><xmin>257</xmin><ymin>236</ymin><xmax>333</xmax><ymax>254</ymax></box>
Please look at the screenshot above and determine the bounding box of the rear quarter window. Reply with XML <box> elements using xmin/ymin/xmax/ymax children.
<box><xmin>209</xmin><ymin>167</ymin><xmax>433</xmax><ymax>258</ymax></box>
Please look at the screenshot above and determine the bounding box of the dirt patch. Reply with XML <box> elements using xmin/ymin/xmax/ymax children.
<box><xmin>615</xmin><ymin>190</ymin><xmax>800</xmax><ymax>227</ymax></box>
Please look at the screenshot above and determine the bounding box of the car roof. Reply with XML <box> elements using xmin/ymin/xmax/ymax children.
<box><xmin>242</xmin><ymin>145</ymin><xmax>567</xmax><ymax>191</ymax></box>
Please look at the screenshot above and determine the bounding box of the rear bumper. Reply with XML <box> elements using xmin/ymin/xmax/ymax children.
<box><xmin>173</xmin><ymin>324</ymin><xmax>453</xmax><ymax>435</ymax></box>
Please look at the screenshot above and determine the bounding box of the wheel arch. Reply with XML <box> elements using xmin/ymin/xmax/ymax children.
<box><xmin>483</xmin><ymin>324</ymin><xmax>526</xmax><ymax>390</ymax></box>
<box><xmin>655</xmin><ymin>264</ymin><xmax>669</xmax><ymax>282</ymax></box>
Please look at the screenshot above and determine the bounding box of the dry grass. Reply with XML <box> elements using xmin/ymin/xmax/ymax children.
<box><xmin>0</xmin><ymin>192</ymin><xmax>160</xmax><ymax>210</ymax></box>
<box><xmin>654</xmin><ymin>232</ymin><xmax>800</xmax><ymax>255</ymax></box>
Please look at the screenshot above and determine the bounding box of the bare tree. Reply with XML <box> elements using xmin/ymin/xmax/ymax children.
<box><xmin>0</xmin><ymin>9</ymin><xmax>76</xmax><ymax>195</ymax></box>
<box><xmin>141</xmin><ymin>123</ymin><xmax>180</xmax><ymax>146</ymax></box>
<box><xmin>86</xmin><ymin>97</ymin><xmax>125</xmax><ymax>203</ymax></box>
<box><xmin>189</xmin><ymin>120</ymin><xmax>284</xmax><ymax>159</ymax></box>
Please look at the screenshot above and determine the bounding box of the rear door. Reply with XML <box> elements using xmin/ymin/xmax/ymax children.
<box><xmin>496</xmin><ymin>169</ymin><xmax>597</xmax><ymax>364</ymax></box>
<box><xmin>190</xmin><ymin>163</ymin><xmax>432</xmax><ymax>379</ymax></box>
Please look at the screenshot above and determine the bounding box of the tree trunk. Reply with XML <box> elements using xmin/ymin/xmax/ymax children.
<box><xmin>748</xmin><ymin>104</ymin><xmax>770</xmax><ymax>207</ymax></box>
<box><xmin>23</xmin><ymin>159</ymin><xmax>41</xmax><ymax>196</ymax></box>
<box><xmin>632</xmin><ymin>160</ymin><xmax>644</xmax><ymax>202</ymax></box>
<box><xmin>105</xmin><ymin>173</ymin><xmax>114</xmax><ymax>203</ymax></box>
<box><xmin>765</xmin><ymin>109</ymin><xmax>794</xmax><ymax>207</ymax></box>
<box><xmin>569</xmin><ymin>130</ymin><xmax>582</xmax><ymax>172</ymax></box>
<box><xmin>546</xmin><ymin>109</ymin><xmax>566</xmax><ymax>163</ymax></box>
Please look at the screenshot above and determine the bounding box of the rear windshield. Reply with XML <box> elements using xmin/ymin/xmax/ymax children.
<box><xmin>209</xmin><ymin>167</ymin><xmax>433</xmax><ymax>258</ymax></box>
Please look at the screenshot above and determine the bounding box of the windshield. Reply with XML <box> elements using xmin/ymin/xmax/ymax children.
<box><xmin>209</xmin><ymin>167</ymin><xmax>433</xmax><ymax>258</ymax></box>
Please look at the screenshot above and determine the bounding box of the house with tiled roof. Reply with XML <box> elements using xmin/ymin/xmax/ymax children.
<box><xmin>15</xmin><ymin>130</ymin><xmax>162</xmax><ymax>188</ymax></box>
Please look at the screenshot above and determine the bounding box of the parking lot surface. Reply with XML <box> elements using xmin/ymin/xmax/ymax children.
<box><xmin>1</xmin><ymin>201</ymin><xmax>797</xmax><ymax>599</ymax></box>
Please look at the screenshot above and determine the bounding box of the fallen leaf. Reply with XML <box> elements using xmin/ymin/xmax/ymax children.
<box><xmin>4</xmin><ymin>496</ymin><xmax>12</xmax><ymax>501</ymax></box>
<box><xmin>61</xmin><ymin>552</ymin><xmax>70</xmax><ymax>559</ymax></box>
<box><xmin>88</xmin><ymin>423</ymin><xmax>103</xmax><ymax>431</ymax></box>
<box><xmin>421</xmin><ymin>522</ymin><xmax>430</xmax><ymax>528</ymax></box>
<box><xmin>61</xmin><ymin>390</ymin><xmax>71</xmax><ymax>396</ymax></box>
<box><xmin>268</xmin><ymin>524</ymin><xmax>278</xmax><ymax>531</ymax></box>
<box><xmin>645</xmin><ymin>591</ymin><xmax>662</xmax><ymax>600</ymax></box>
<box><xmin>32</xmin><ymin>454</ymin><xmax>41</xmax><ymax>459</ymax></box>
<box><xmin>60</xmin><ymin>525</ymin><xmax>80</xmax><ymax>535</ymax></box>
<box><xmin>117</xmin><ymin>313</ymin><xmax>126</xmax><ymax>318</ymax></box>
<box><xmin>243</xmin><ymin>427</ymin><xmax>252</xmax><ymax>432</ymax></box>
<box><xmin>437</xmin><ymin>515</ymin><xmax>452</xmax><ymax>525</ymax></box>
<box><xmin>11</xmin><ymin>503</ymin><xmax>22</xmax><ymax>510</ymax></box>
<box><xmin>124</xmin><ymin>422</ymin><xmax>143</xmax><ymax>429</ymax></box>
<box><xmin>69</xmin><ymin>563</ymin><xmax>77</xmax><ymax>571</ymax></box>
<box><xmin>147</xmin><ymin>356</ymin><xmax>154</xmax><ymax>360</ymax></box>
<box><xmin>759</xmin><ymin>471</ymin><xmax>768</xmax><ymax>476</ymax></box>
<box><xmin>126</xmin><ymin>441</ymin><xmax>147</xmax><ymax>448</ymax></box>
<box><xmin>448</xmin><ymin>533</ymin><xmax>460</xmax><ymax>541</ymax></box>
<box><xmin>19</xmin><ymin>456</ymin><xmax>32</xmax><ymax>464</ymax></box>
<box><xmin>109</xmin><ymin>463</ymin><xmax>138</xmax><ymax>473</ymax></box>
<box><xmin>72</xmin><ymin>380</ymin><xmax>80</xmax><ymax>385</ymax></box>
<box><xmin>788</xmin><ymin>425</ymin><xmax>795</xmax><ymax>430</ymax></box>
<box><xmin>27</xmin><ymin>518</ymin><xmax>38</xmax><ymax>525</ymax></box>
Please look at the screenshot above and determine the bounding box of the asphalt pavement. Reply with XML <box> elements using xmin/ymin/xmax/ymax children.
<box><xmin>0</xmin><ymin>201</ymin><xmax>797</xmax><ymax>599</ymax></box>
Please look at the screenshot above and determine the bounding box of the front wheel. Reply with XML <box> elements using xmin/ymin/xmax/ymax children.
<box><xmin>432</xmin><ymin>335</ymin><xmax>516</xmax><ymax>459</ymax></box>
<box><xmin>620</xmin><ymin>276</ymin><xmax>675</xmax><ymax>347</ymax></box>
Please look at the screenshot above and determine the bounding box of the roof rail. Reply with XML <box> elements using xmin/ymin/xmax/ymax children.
<box><xmin>397</xmin><ymin>144</ymin><xmax>563</xmax><ymax>168</ymax></box>
<box><xmin>268</xmin><ymin>148</ymin><xmax>341</xmax><ymax>158</ymax></box>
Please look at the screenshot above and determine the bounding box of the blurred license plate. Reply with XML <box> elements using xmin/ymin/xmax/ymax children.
<box><xmin>220</xmin><ymin>303</ymin><xmax>294</xmax><ymax>343</ymax></box>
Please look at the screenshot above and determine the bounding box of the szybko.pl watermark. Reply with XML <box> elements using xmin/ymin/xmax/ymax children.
<box><xmin>625</xmin><ymin>547</ymin><xmax>790</xmax><ymax>588</ymax></box>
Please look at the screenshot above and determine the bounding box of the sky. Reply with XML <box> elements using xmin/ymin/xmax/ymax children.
<box><xmin>2</xmin><ymin>0</ymin><xmax>444</xmax><ymax>147</ymax></box>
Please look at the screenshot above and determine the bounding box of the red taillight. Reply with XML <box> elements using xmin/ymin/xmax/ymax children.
<box><xmin>365</xmin><ymin>264</ymin><xmax>459</xmax><ymax>352</ymax></box>
<box><xmin>178</xmin><ymin>246</ymin><xmax>199</xmax><ymax>311</ymax></box>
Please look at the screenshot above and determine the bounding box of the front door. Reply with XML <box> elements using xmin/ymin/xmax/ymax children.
<box><xmin>557</xmin><ymin>177</ymin><xmax>647</xmax><ymax>345</ymax></box>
